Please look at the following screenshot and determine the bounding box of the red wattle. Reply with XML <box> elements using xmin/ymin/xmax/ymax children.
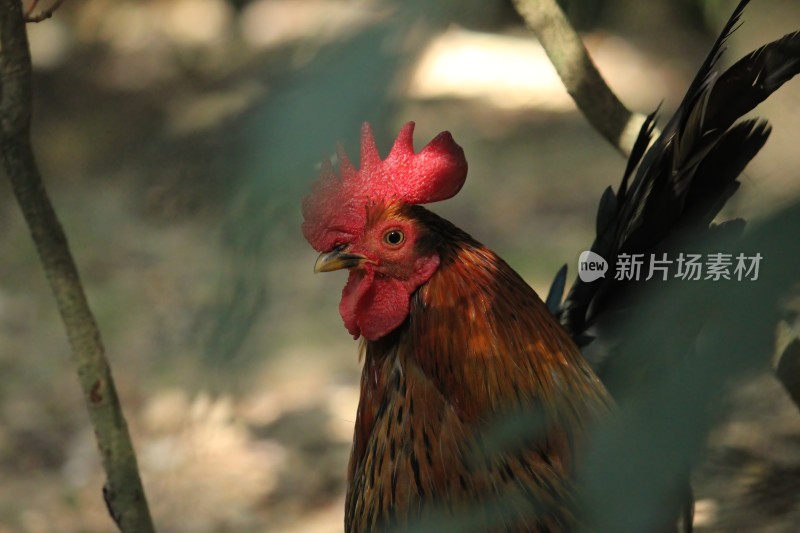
<box><xmin>340</xmin><ymin>269</ymin><xmax>412</xmax><ymax>341</ymax></box>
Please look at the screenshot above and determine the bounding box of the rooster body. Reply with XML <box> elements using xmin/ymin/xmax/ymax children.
<box><xmin>302</xmin><ymin>123</ymin><xmax>610</xmax><ymax>530</ymax></box>
<box><xmin>343</xmin><ymin>204</ymin><xmax>610</xmax><ymax>531</ymax></box>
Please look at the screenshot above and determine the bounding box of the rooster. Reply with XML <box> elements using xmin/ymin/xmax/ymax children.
<box><xmin>302</xmin><ymin>121</ymin><xmax>611</xmax><ymax>531</ymax></box>
<box><xmin>301</xmin><ymin>0</ymin><xmax>800</xmax><ymax>530</ymax></box>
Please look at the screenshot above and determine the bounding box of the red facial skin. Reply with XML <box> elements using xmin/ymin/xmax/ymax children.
<box><xmin>337</xmin><ymin>205</ymin><xmax>440</xmax><ymax>341</ymax></box>
<box><xmin>302</xmin><ymin>122</ymin><xmax>467</xmax><ymax>341</ymax></box>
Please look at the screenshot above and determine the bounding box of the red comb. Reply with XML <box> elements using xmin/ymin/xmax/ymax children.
<box><xmin>301</xmin><ymin>122</ymin><xmax>468</xmax><ymax>252</ymax></box>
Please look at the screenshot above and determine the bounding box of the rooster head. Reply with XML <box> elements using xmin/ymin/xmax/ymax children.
<box><xmin>301</xmin><ymin>122</ymin><xmax>468</xmax><ymax>341</ymax></box>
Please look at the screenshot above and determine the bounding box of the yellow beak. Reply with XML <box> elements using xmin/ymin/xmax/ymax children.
<box><xmin>314</xmin><ymin>249</ymin><xmax>370</xmax><ymax>273</ymax></box>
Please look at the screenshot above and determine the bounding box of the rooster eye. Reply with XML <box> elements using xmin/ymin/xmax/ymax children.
<box><xmin>383</xmin><ymin>229</ymin><xmax>405</xmax><ymax>246</ymax></box>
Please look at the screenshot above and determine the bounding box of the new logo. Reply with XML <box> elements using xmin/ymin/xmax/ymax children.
<box><xmin>578</xmin><ymin>251</ymin><xmax>608</xmax><ymax>282</ymax></box>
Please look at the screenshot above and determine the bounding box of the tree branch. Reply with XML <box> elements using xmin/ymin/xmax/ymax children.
<box><xmin>0</xmin><ymin>1</ymin><xmax>154</xmax><ymax>531</ymax></box>
<box><xmin>511</xmin><ymin>0</ymin><xmax>652</xmax><ymax>157</ymax></box>
<box><xmin>25</xmin><ymin>0</ymin><xmax>67</xmax><ymax>23</ymax></box>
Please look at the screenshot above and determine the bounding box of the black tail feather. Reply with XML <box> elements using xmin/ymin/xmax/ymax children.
<box><xmin>704</xmin><ymin>31</ymin><xmax>800</xmax><ymax>130</ymax></box>
<box><xmin>618</xmin><ymin>107</ymin><xmax>660</xmax><ymax>202</ymax></box>
<box><xmin>682</xmin><ymin>119</ymin><xmax>771</xmax><ymax>228</ymax></box>
<box><xmin>558</xmin><ymin>2</ymin><xmax>800</xmax><ymax>341</ymax></box>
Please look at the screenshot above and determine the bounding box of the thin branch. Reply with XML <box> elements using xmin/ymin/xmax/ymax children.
<box><xmin>0</xmin><ymin>2</ymin><xmax>154</xmax><ymax>531</ymax></box>
<box><xmin>25</xmin><ymin>0</ymin><xmax>67</xmax><ymax>23</ymax></box>
<box><xmin>24</xmin><ymin>0</ymin><xmax>40</xmax><ymax>17</ymax></box>
<box><xmin>511</xmin><ymin>0</ymin><xmax>653</xmax><ymax>157</ymax></box>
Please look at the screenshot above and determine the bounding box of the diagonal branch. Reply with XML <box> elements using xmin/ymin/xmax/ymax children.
<box><xmin>25</xmin><ymin>0</ymin><xmax>65</xmax><ymax>23</ymax></box>
<box><xmin>24</xmin><ymin>0</ymin><xmax>67</xmax><ymax>23</ymax></box>
<box><xmin>0</xmin><ymin>1</ymin><xmax>154</xmax><ymax>531</ymax></box>
<box><xmin>511</xmin><ymin>0</ymin><xmax>653</xmax><ymax>157</ymax></box>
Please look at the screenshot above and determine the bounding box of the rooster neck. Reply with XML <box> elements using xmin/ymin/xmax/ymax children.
<box><xmin>414</xmin><ymin>237</ymin><xmax>610</xmax><ymax>420</ymax></box>
<box><xmin>354</xmin><ymin>211</ymin><xmax>609</xmax><ymax>439</ymax></box>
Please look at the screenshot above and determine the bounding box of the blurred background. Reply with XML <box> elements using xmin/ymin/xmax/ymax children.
<box><xmin>1</xmin><ymin>0</ymin><xmax>799</xmax><ymax>531</ymax></box>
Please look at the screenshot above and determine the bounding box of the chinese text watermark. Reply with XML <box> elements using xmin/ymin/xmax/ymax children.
<box><xmin>578</xmin><ymin>252</ymin><xmax>762</xmax><ymax>283</ymax></box>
